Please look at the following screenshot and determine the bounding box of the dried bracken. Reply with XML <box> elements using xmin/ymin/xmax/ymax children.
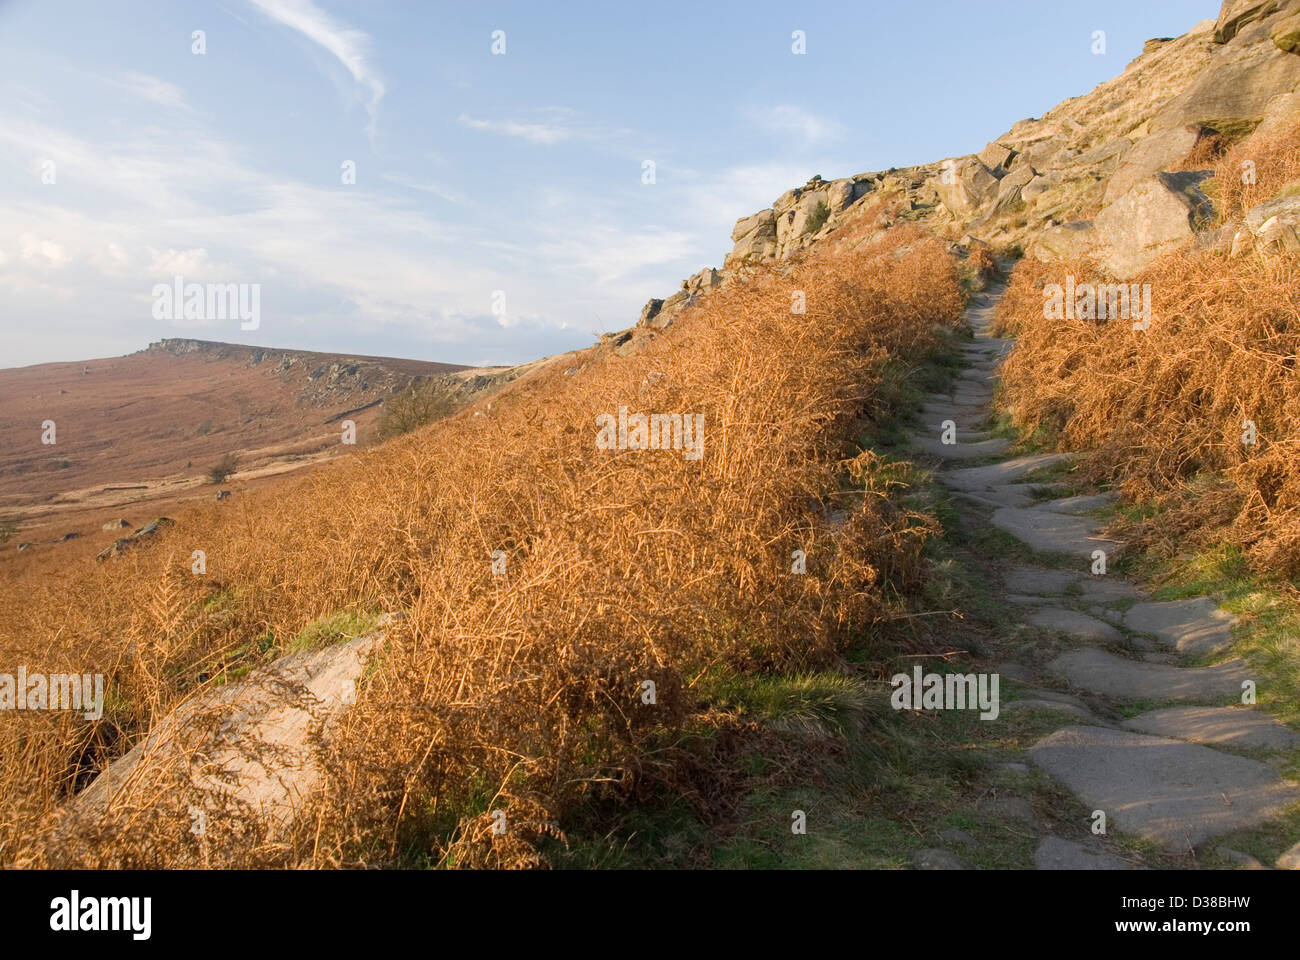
<box><xmin>0</xmin><ymin>229</ymin><xmax>964</xmax><ymax>868</ymax></box>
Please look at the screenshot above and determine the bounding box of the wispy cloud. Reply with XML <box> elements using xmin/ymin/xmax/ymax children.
<box><xmin>457</xmin><ymin>107</ymin><xmax>629</xmax><ymax>147</ymax></box>
<box><xmin>248</xmin><ymin>0</ymin><xmax>385</xmax><ymax>141</ymax></box>
<box><xmin>380</xmin><ymin>172</ymin><xmax>465</xmax><ymax>204</ymax></box>
<box><xmin>457</xmin><ymin>114</ymin><xmax>575</xmax><ymax>145</ymax></box>
<box><xmin>105</xmin><ymin>72</ymin><xmax>189</xmax><ymax>110</ymax></box>
<box><xmin>746</xmin><ymin>105</ymin><xmax>845</xmax><ymax>144</ymax></box>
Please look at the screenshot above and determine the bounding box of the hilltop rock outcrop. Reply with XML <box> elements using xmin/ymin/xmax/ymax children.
<box><xmin>624</xmin><ymin>0</ymin><xmax>1300</xmax><ymax>346</ymax></box>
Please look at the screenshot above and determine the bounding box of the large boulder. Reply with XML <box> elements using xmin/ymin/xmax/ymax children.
<box><xmin>978</xmin><ymin>141</ymin><xmax>1016</xmax><ymax>172</ymax></box>
<box><xmin>993</xmin><ymin>163</ymin><xmax>1037</xmax><ymax>214</ymax></box>
<box><xmin>1020</xmin><ymin>175</ymin><xmax>1055</xmax><ymax>207</ymax></box>
<box><xmin>726</xmin><ymin>208</ymin><xmax>778</xmax><ymax>266</ymax></box>
<box><xmin>1105</xmin><ymin>125</ymin><xmax>1213</xmax><ymax>203</ymax></box>
<box><xmin>1093</xmin><ymin>172</ymin><xmax>1214</xmax><ymax>277</ymax></box>
<box><xmin>71</xmin><ymin>625</ymin><xmax>389</xmax><ymax>850</ymax></box>
<box><xmin>637</xmin><ymin>297</ymin><xmax>664</xmax><ymax>327</ymax></box>
<box><xmin>1252</xmin><ymin>91</ymin><xmax>1300</xmax><ymax>138</ymax></box>
<box><xmin>1069</xmin><ymin>136</ymin><xmax>1133</xmax><ymax>173</ymax></box>
<box><xmin>931</xmin><ymin>157</ymin><xmax>1000</xmax><ymax>218</ymax></box>
<box><xmin>827</xmin><ymin>177</ymin><xmax>857</xmax><ymax>212</ymax></box>
<box><xmin>1029</xmin><ymin>220</ymin><xmax>1097</xmax><ymax>262</ymax></box>
<box><xmin>1231</xmin><ymin>195</ymin><xmax>1300</xmax><ymax>254</ymax></box>
<box><xmin>1015</xmin><ymin>135</ymin><xmax>1071</xmax><ymax>171</ymax></box>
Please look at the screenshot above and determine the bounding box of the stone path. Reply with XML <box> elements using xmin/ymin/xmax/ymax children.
<box><xmin>906</xmin><ymin>282</ymin><xmax>1300</xmax><ymax>868</ymax></box>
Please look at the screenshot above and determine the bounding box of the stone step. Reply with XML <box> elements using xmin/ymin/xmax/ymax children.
<box><xmin>1038</xmin><ymin>492</ymin><xmax>1118</xmax><ymax>515</ymax></box>
<box><xmin>1004</xmin><ymin>566</ymin><xmax>1081</xmax><ymax>595</ymax></box>
<box><xmin>1027</xmin><ymin>607</ymin><xmax>1124</xmax><ymax>644</ymax></box>
<box><xmin>1123</xmin><ymin>598</ymin><xmax>1237</xmax><ymax>659</ymax></box>
<box><xmin>989</xmin><ymin>505</ymin><xmax>1121</xmax><ymax>557</ymax></box>
<box><xmin>910</xmin><ymin>436</ymin><xmax>1012</xmax><ymax>460</ymax></box>
<box><xmin>1046</xmin><ymin>648</ymin><xmax>1251</xmax><ymax>702</ymax></box>
<box><xmin>1034</xmin><ymin>835</ymin><xmax>1138</xmax><ymax>870</ymax></box>
<box><xmin>1030</xmin><ymin>725</ymin><xmax>1300</xmax><ymax>852</ymax></box>
<box><xmin>920</xmin><ymin>404</ymin><xmax>987</xmax><ymax>431</ymax></box>
<box><xmin>941</xmin><ymin>453</ymin><xmax>1074</xmax><ymax>492</ymax></box>
<box><xmin>1121</xmin><ymin>706</ymin><xmax>1300</xmax><ymax>750</ymax></box>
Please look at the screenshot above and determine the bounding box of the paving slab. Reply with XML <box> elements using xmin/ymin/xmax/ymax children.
<box><xmin>1278</xmin><ymin>840</ymin><xmax>1300</xmax><ymax>870</ymax></box>
<box><xmin>1029</xmin><ymin>725</ymin><xmax>1300</xmax><ymax>851</ymax></box>
<box><xmin>1088</xmin><ymin>606</ymin><xmax>1126</xmax><ymax>626</ymax></box>
<box><xmin>1003</xmin><ymin>699</ymin><xmax>1096</xmax><ymax>721</ymax></box>
<box><xmin>913</xmin><ymin>848</ymin><xmax>969</xmax><ymax>870</ymax></box>
<box><xmin>921</xmin><ymin>406</ymin><xmax>988</xmax><ymax>431</ymax></box>
<box><xmin>1028</xmin><ymin>607</ymin><xmax>1124</xmax><ymax>644</ymax></box>
<box><xmin>1004</xmin><ymin>566</ymin><xmax>1080</xmax><ymax>595</ymax></box>
<box><xmin>952</xmin><ymin>382</ymin><xmax>994</xmax><ymax>403</ymax></box>
<box><xmin>910</xmin><ymin>436</ymin><xmax>1012</xmax><ymax>460</ymax></box>
<box><xmin>990</xmin><ymin>506</ymin><xmax>1121</xmax><ymax>556</ymax></box>
<box><xmin>1038</xmin><ymin>492</ymin><xmax>1118</xmax><ymax>515</ymax></box>
<box><xmin>1123</xmin><ymin>598</ymin><xmax>1237</xmax><ymax>658</ymax></box>
<box><xmin>952</xmin><ymin>485</ymin><xmax>1041</xmax><ymax>510</ymax></box>
<box><xmin>994</xmin><ymin>662</ymin><xmax>1034</xmax><ymax>682</ymax></box>
<box><xmin>1034</xmin><ymin>836</ymin><xmax>1137</xmax><ymax>870</ymax></box>
<box><xmin>941</xmin><ymin>453</ymin><xmax>1074</xmax><ymax>492</ymax></box>
<box><xmin>1046</xmin><ymin>648</ymin><xmax>1251</xmax><ymax>702</ymax></box>
<box><xmin>1078</xmin><ymin>578</ymin><xmax>1145</xmax><ymax>602</ymax></box>
<box><xmin>1121</xmin><ymin>706</ymin><xmax>1300</xmax><ymax>750</ymax></box>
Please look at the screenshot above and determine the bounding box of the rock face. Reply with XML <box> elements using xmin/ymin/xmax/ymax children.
<box><xmin>727</xmin><ymin>208</ymin><xmax>778</xmax><ymax>266</ymax></box>
<box><xmin>1276</xmin><ymin>13</ymin><xmax>1300</xmax><ymax>50</ymax></box>
<box><xmin>622</xmin><ymin>0</ymin><xmax>1300</xmax><ymax>354</ymax></box>
<box><xmin>1215</xmin><ymin>0</ymin><xmax>1287</xmax><ymax>43</ymax></box>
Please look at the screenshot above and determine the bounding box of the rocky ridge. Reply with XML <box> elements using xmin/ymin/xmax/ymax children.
<box><xmin>624</xmin><ymin>0</ymin><xmax>1300</xmax><ymax>345</ymax></box>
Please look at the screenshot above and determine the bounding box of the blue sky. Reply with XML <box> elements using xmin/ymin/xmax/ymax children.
<box><xmin>0</xmin><ymin>0</ymin><xmax>1213</xmax><ymax>368</ymax></box>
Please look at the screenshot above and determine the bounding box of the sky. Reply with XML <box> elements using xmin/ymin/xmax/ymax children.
<box><xmin>0</xmin><ymin>0</ymin><xmax>1215</xmax><ymax>369</ymax></box>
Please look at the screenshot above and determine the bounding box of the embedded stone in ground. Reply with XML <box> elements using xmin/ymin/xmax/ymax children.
<box><xmin>1037</xmin><ymin>492</ymin><xmax>1118</xmax><ymax>515</ymax></box>
<box><xmin>1004</xmin><ymin>566</ymin><xmax>1079</xmax><ymax>596</ymax></box>
<box><xmin>912</xmin><ymin>848</ymin><xmax>969</xmax><ymax>869</ymax></box>
<box><xmin>1003</xmin><ymin>698</ymin><xmax>1094</xmax><ymax>720</ymax></box>
<box><xmin>994</xmin><ymin>661</ymin><xmax>1034</xmax><ymax>682</ymax></box>
<box><xmin>911</xmin><ymin>436</ymin><xmax>1012</xmax><ymax>461</ymax></box>
<box><xmin>1121</xmin><ymin>706</ymin><xmax>1300</xmax><ymax>750</ymax></box>
<box><xmin>1077</xmin><ymin>578</ymin><xmax>1145</xmax><ymax>602</ymax></box>
<box><xmin>953</xmin><ymin>484</ymin><xmax>1040</xmax><ymax>509</ymax></box>
<box><xmin>1034</xmin><ymin>835</ymin><xmax>1136</xmax><ymax>870</ymax></box>
<box><xmin>1046</xmin><ymin>648</ymin><xmax>1250</xmax><ymax>702</ymax></box>
<box><xmin>941</xmin><ymin>453</ymin><xmax>1075</xmax><ymax>492</ymax></box>
<box><xmin>1215</xmin><ymin>847</ymin><xmax>1265</xmax><ymax>869</ymax></box>
<box><xmin>978</xmin><ymin>796</ymin><xmax>1036</xmax><ymax>824</ymax></box>
<box><xmin>1277</xmin><ymin>840</ymin><xmax>1300</xmax><ymax>870</ymax></box>
<box><xmin>1028</xmin><ymin>607</ymin><xmax>1124</xmax><ymax>644</ymax></box>
<box><xmin>990</xmin><ymin>506</ymin><xmax>1121</xmax><ymax>557</ymax></box>
<box><xmin>1088</xmin><ymin>607</ymin><xmax>1125</xmax><ymax>626</ymax></box>
<box><xmin>1123</xmin><ymin>598</ymin><xmax>1237</xmax><ymax>658</ymax></box>
<box><xmin>1029</xmin><ymin>725</ymin><xmax>1300</xmax><ymax>852</ymax></box>
<box><xmin>920</xmin><ymin>402</ymin><xmax>986</xmax><ymax>430</ymax></box>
